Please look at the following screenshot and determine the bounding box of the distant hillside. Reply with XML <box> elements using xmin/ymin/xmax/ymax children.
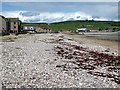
<box><xmin>22</xmin><ymin>20</ymin><xmax>120</xmax><ymax>31</ymax></box>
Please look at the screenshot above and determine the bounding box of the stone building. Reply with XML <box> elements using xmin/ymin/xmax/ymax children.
<box><xmin>0</xmin><ymin>15</ymin><xmax>21</xmax><ymax>35</ymax></box>
<box><xmin>7</xmin><ymin>18</ymin><xmax>21</xmax><ymax>33</ymax></box>
<box><xmin>36</xmin><ymin>27</ymin><xmax>51</xmax><ymax>33</ymax></box>
<box><xmin>0</xmin><ymin>15</ymin><xmax>9</xmax><ymax>35</ymax></box>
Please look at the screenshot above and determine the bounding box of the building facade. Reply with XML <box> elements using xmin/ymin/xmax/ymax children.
<box><xmin>7</xmin><ymin>18</ymin><xmax>21</xmax><ymax>33</ymax></box>
<box><xmin>0</xmin><ymin>15</ymin><xmax>9</xmax><ymax>35</ymax></box>
<box><xmin>23</xmin><ymin>26</ymin><xmax>36</xmax><ymax>31</ymax></box>
<box><xmin>0</xmin><ymin>15</ymin><xmax>21</xmax><ymax>35</ymax></box>
<box><xmin>36</xmin><ymin>27</ymin><xmax>51</xmax><ymax>33</ymax></box>
<box><xmin>76</xmin><ymin>28</ymin><xmax>87</xmax><ymax>32</ymax></box>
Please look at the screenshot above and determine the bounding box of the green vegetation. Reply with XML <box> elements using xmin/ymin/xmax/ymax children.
<box><xmin>15</xmin><ymin>47</ymin><xmax>21</xmax><ymax>49</ymax></box>
<box><xmin>2</xmin><ymin>37</ymin><xmax>13</xmax><ymax>42</ymax></box>
<box><xmin>22</xmin><ymin>20</ymin><xmax>120</xmax><ymax>32</ymax></box>
<box><xmin>14</xmin><ymin>37</ymin><xmax>18</xmax><ymax>39</ymax></box>
<box><xmin>2</xmin><ymin>51</ymin><xmax>7</xmax><ymax>55</ymax></box>
<box><xmin>2</xmin><ymin>36</ymin><xmax>21</xmax><ymax>42</ymax></box>
<box><xmin>66</xmin><ymin>32</ymin><xmax>80</xmax><ymax>35</ymax></box>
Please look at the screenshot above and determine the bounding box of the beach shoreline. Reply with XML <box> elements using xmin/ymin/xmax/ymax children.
<box><xmin>63</xmin><ymin>33</ymin><xmax>118</xmax><ymax>54</ymax></box>
<box><xmin>1</xmin><ymin>33</ymin><xmax>119</xmax><ymax>88</ymax></box>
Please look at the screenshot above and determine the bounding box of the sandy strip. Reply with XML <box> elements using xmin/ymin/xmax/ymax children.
<box><xmin>64</xmin><ymin>34</ymin><xmax>118</xmax><ymax>55</ymax></box>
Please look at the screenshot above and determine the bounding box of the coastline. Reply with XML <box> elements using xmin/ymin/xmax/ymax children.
<box><xmin>83</xmin><ymin>32</ymin><xmax>119</xmax><ymax>35</ymax></box>
<box><xmin>63</xmin><ymin>33</ymin><xmax>118</xmax><ymax>55</ymax></box>
<box><xmin>1</xmin><ymin>33</ymin><xmax>119</xmax><ymax>88</ymax></box>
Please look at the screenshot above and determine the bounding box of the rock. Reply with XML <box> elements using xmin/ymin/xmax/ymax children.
<box><xmin>1</xmin><ymin>34</ymin><xmax>119</xmax><ymax>88</ymax></box>
<box><xmin>33</xmin><ymin>77</ymin><xmax>36</xmax><ymax>79</ymax></box>
<box><xmin>104</xmin><ymin>48</ymin><xmax>110</xmax><ymax>52</ymax></box>
<box><xmin>68</xmin><ymin>38</ymin><xmax>73</xmax><ymax>41</ymax></box>
<box><xmin>79</xmin><ymin>83</ymin><xmax>83</xmax><ymax>85</ymax></box>
<box><xmin>56</xmin><ymin>65</ymin><xmax>63</xmax><ymax>68</ymax></box>
<box><xmin>112</xmin><ymin>53</ymin><xmax>114</xmax><ymax>55</ymax></box>
<box><xmin>45</xmin><ymin>49</ymin><xmax>50</xmax><ymax>51</ymax></box>
<box><xmin>59</xmin><ymin>35</ymin><xmax>64</xmax><ymax>38</ymax></box>
<box><xmin>54</xmin><ymin>59</ymin><xmax>57</xmax><ymax>61</ymax></box>
<box><xmin>56</xmin><ymin>64</ymin><xmax>66</xmax><ymax>68</ymax></box>
<box><xmin>58</xmin><ymin>38</ymin><xmax>63</xmax><ymax>41</ymax></box>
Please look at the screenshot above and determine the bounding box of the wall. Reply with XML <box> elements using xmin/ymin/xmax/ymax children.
<box><xmin>10</xmin><ymin>21</ymin><xmax>18</xmax><ymax>33</ymax></box>
<box><xmin>0</xmin><ymin>16</ymin><xmax>7</xmax><ymax>34</ymax></box>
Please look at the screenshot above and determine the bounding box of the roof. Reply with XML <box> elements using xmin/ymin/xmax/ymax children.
<box><xmin>0</xmin><ymin>15</ymin><xmax>5</xmax><ymax>18</ymax></box>
<box><xmin>0</xmin><ymin>15</ymin><xmax>21</xmax><ymax>23</ymax></box>
<box><xmin>0</xmin><ymin>15</ymin><xmax>8</xmax><ymax>21</ymax></box>
<box><xmin>77</xmin><ymin>28</ymin><xmax>87</xmax><ymax>30</ymax></box>
<box><xmin>23</xmin><ymin>26</ymin><xmax>35</xmax><ymax>31</ymax></box>
<box><xmin>7</xmin><ymin>18</ymin><xmax>19</xmax><ymax>22</ymax></box>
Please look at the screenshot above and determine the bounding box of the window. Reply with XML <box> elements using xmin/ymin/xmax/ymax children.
<box><xmin>14</xmin><ymin>26</ymin><xmax>16</xmax><ymax>28</ymax></box>
<box><xmin>14</xmin><ymin>22</ymin><xmax>16</xmax><ymax>24</ymax></box>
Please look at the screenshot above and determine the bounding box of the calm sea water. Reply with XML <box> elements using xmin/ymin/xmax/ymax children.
<box><xmin>85</xmin><ymin>32</ymin><xmax>119</xmax><ymax>40</ymax></box>
<box><xmin>94</xmin><ymin>33</ymin><xmax>119</xmax><ymax>40</ymax></box>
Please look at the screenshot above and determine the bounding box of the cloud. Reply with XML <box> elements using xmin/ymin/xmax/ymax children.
<box><xmin>2</xmin><ymin>11</ymin><xmax>113</xmax><ymax>23</ymax></box>
<box><xmin>19</xmin><ymin>11</ymin><xmax>40</xmax><ymax>16</ymax></box>
<box><xmin>3</xmin><ymin>2</ymin><xmax>118</xmax><ymax>21</ymax></box>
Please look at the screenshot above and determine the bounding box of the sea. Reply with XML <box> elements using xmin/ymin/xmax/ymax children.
<box><xmin>85</xmin><ymin>32</ymin><xmax>119</xmax><ymax>40</ymax></box>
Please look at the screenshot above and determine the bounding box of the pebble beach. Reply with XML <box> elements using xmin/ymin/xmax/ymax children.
<box><xmin>1</xmin><ymin>33</ymin><xmax>120</xmax><ymax>88</ymax></box>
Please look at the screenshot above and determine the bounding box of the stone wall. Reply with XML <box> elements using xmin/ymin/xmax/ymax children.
<box><xmin>0</xmin><ymin>16</ymin><xmax>7</xmax><ymax>34</ymax></box>
<box><xmin>10</xmin><ymin>21</ymin><xmax>18</xmax><ymax>33</ymax></box>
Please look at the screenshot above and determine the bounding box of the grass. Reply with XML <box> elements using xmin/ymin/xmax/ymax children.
<box><xmin>15</xmin><ymin>47</ymin><xmax>21</xmax><ymax>49</ymax></box>
<box><xmin>2</xmin><ymin>51</ymin><xmax>7</xmax><ymax>55</ymax></box>
<box><xmin>2</xmin><ymin>37</ymin><xmax>14</xmax><ymax>42</ymax></box>
<box><xmin>22</xmin><ymin>20</ymin><xmax>120</xmax><ymax>32</ymax></box>
<box><xmin>2</xmin><ymin>36</ymin><xmax>20</xmax><ymax>42</ymax></box>
<box><xmin>14</xmin><ymin>37</ymin><xmax>18</xmax><ymax>39</ymax></box>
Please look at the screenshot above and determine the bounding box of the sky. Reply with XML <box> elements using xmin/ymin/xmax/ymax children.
<box><xmin>1</xmin><ymin>2</ymin><xmax>119</xmax><ymax>23</ymax></box>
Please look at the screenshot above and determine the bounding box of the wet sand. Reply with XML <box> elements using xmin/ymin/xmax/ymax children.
<box><xmin>64</xmin><ymin>34</ymin><xmax>118</xmax><ymax>54</ymax></box>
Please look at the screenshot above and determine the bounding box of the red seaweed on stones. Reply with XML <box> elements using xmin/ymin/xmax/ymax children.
<box><xmin>87</xmin><ymin>71</ymin><xmax>120</xmax><ymax>84</ymax></box>
<box><xmin>52</xmin><ymin>39</ymin><xmax>119</xmax><ymax>84</ymax></box>
<box><xmin>65</xmin><ymin>54</ymin><xmax>74</xmax><ymax>59</ymax></box>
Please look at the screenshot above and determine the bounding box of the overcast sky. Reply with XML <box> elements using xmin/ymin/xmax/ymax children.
<box><xmin>1</xmin><ymin>2</ymin><xmax>119</xmax><ymax>23</ymax></box>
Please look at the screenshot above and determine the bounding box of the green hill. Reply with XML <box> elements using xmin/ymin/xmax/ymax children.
<box><xmin>22</xmin><ymin>20</ymin><xmax>120</xmax><ymax>32</ymax></box>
